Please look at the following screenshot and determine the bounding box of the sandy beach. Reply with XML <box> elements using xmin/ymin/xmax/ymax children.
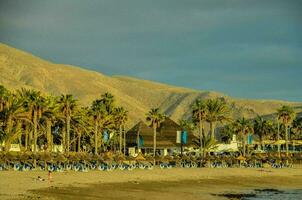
<box><xmin>1</xmin><ymin>166</ymin><xmax>302</xmax><ymax>200</ymax></box>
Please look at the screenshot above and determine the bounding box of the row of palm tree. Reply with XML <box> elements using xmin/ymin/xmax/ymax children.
<box><xmin>144</xmin><ymin>98</ymin><xmax>231</xmax><ymax>157</ymax></box>
<box><xmin>191</xmin><ymin>98</ymin><xmax>230</xmax><ymax>154</ymax></box>
<box><xmin>221</xmin><ymin>106</ymin><xmax>301</xmax><ymax>157</ymax></box>
<box><xmin>1</xmin><ymin>84</ymin><xmax>301</xmax><ymax>159</ymax></box>
<box><xmin>231</xmin><ymin>106</ymin><xmax>302</xmax><ymax>156</ymax></box>
<box><xmin>173</xmin><ymin>97</ymin><xmax>302</xmax><ymax>158</ymax></box>
<box><xmin>0</xmin><ymin>85</ymin><xmax>128</xmax><ymax>154</ymax></box>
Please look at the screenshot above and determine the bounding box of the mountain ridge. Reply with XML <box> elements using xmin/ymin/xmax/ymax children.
<box><xmin>1</xmin><ymin>42</ymin><xmax>301</xmax><ymax>126</ymax></box>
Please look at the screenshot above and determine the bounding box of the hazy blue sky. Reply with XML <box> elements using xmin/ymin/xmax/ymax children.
<box><xmin>1</xmin><ymin>0</ymin><xmax>302</xmax><ymax>101</ymax></box>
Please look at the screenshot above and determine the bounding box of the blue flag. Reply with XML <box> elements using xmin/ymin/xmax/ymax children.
<box><xmin>247</xmin><ymin>134</ymin><xmax>252</xmax><ymax>145</ymax></box>
<box><xmin>139</xmin><ymin>136</ymin><xmax>144</xmax><ymax>147</ymax></box>
<box><xmin>181</xmin><ymin>131</ymin><xmax>188</xmax><ymax>144</ymax></box>
<box><xmin>103</xmin><ymin>130</ymin><xmax>109</xmax><ymax>143</ymax></box>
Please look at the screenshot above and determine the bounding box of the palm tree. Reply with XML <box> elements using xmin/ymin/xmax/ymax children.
<box><xmin>58</xmin><ymin>94</ymin><xmax>77</xmax><ymax>153</ymax></box>
<box><xmin>205</xmin><ymin>98</ymin><xmax>230</xmax><ymax>140</ymax></box>
<box><xmin>277</xmin><ymin>105</ymin><xmax>296</xmax><ymax>157</ymax></box>
<box><xmin>292</xmin><ymin>117</ymin><xmax>302</xmax><ymax>140</ymax></box>
<box><xmin>89</xmin><ymin>99</ymin><xmax>106</xmax><ymax>155</ymax></box>
<box><xmin>101</xmin><ymin>92</ymin><xmax>115</xmax><ymax>113</ymax></box>
<box><xmin>178</xmin><ymin>119</ymin><xmax>195</xmax><ymax>132</ymax></box>
<box><xmin>0</xmin><ymin>95</ymin><xmax>27</xmax><ymax>151</ymax></box>
<box><xmin>192</xmin><ymin>135</ymin><xmax>218</xmax><ymax>157</ymax></box>
<box><xmin>0</xmin><ymin>85</ymin><xmax>10</xmax><ymax>112</ymax></box>
<box><xmin>234</xmin><ymin>117</ymin><xmax>253</xmax><ymax>157</ymax></box>
<box><xmin>71</xmin><ymin>108</ymin><xmax>91</xmax><ymax>152</ymax></box>
<box><xmin>221</xmin><ymin>124</ymin><xmax>235</xmax><ymax>144</ymax></box>
<box><xmin>25</xmin><ymin>90</ymin><xmax>45</xmax><ymax>153</ymax></box>
<box><xmin>192</xmin><ymin>99</ymin><xmax>207</xmax><ymax>154</ymax></box>
<box><xmin>254</xmin><ymin>116</ymin><xmax>274</xmax><ymax>151</ymax></box>
<box><xmin>89</xmin><ymin>94</ymin><xmax>116</xmax><ymax>154</ymax></box>
<box><xmin>113</xmin><ymin>107</ymin><xmax>128</xmax><ymax>152</ymax></box>
<box><xmin>0</xmin><ymin>85</ymin><xmax>11</xmax><ymax>147</ymax></box>
<box><xmin>41</xmin><ymin>96</ymin><xmax>59</xmax><ymax>152</ymax></box>
<box><xmin>16</xmin><ymin>88</ymin><xmax>32</xmax><ymax>150</ymax></box>
<box><xmin>146</xmin><ymin>108</ymin><xmax>165</xmax><ymax>158</ymax></box>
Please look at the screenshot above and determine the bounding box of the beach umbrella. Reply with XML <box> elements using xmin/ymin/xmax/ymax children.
<box><xmin>163</xmin><ymin>155</ymin><xmax>173</xmax><ymax>162</ymax></box>
<box><xmin>19</xmin><ymin>152</ymin><xmax>31</xmax><ymax>162</ymax></box>
<box><xmin>78</xmin><ymin>152</ymin><xmax>91</xmax><ymax>162</ymax></box>
<box><xmin>135</xmin><ymin>152</ymin><xmax>146</xmax><ymax>161</ymax></box>
<box><xmin>115</xmin><ymin>153</ymin><xmax>126</xmax><ymax>162</ymax></box>
<box><xmin>103</xmin><ymin>151</ymin><xmax>114</xmax><ymax>161</ymax></box>
<box><xmin>236</xmin><ymin>155</ymin><xmax>246</xmax><ymax>161</ymax></box>
<box><xmin>90</xmin><ymin>154</ymin><xmax>102</xmax><ymax>162</ymax></box>
<box><xmin>54</xmin><ymin>153</ymin><xmax>67</xmax><ymax>163</ymax></box>
<box><xmin>145</xmin><ymin>154</ymin><xmax>155</xmax><ymax>162</ymax></box>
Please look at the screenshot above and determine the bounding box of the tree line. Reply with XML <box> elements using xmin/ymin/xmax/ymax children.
<box><xmin>0</xmin><ymin>85</ymin><xmax>128</xmax><ymax>154</ymax></box>
<box><xmin>1</xmin><ymin>84</ymin><xmax>302</xmax><ymax>157</ymax></box>
<box><xmin>149</xmin><ymin>97</ymin><xmax>302</xmax><ymax>157</ymax></box>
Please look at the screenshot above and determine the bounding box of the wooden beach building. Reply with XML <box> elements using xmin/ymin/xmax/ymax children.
<box><xmin>126</xmin><ymin>118</ymin><xmax>195</xmax><ymax>156</ymax></box>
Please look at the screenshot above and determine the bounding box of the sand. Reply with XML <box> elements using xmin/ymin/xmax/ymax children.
<box><xmin>0</xmin><ymin>166</ymin><xmax>302</xmax><ymax>200</ymax></box>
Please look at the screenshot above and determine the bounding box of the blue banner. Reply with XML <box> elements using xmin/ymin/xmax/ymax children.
<box><xmin>247</xmin><ymin>134</ymin><xmax>252</xmax><ymax>145</ymax></box>
<box><xmin>181</xmin><ymin>131</ymin><xmax>188</xmax><ymax>144</ymax></box>
<box><xmin>103</xmin><ymin>130</ymin><xmax>109</xmax><ymax>143</ymax></box>
<box><xmin>139</xmin><ymin>135</ymin><xmax>144</xmax><ymax>147</ymax></box>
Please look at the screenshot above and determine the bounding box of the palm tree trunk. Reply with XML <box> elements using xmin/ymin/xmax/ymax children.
<box><xmin>94</xmin><ymin>122</ymin><xmax>98</xmax><ymax>155</ymax></box>
<box><xmin>4</xmin><ymin>115</ymin><xmax>13</xmax><ymax>151</ymax></box>
<box><xmin>4</xmin><ymin>116</ymin><xmax>13</xmax><ymax>152</ymax></box>
<box><xmin>199</xmin><ymin>120</ymin><xmax>203</xmax><ymax>155</ymax></box>
<box><xmin>66</xmin><ymin>115</ymin><xmax>71</xmax><ymax>152</ymax></box>
<box><xmin>46</xmin><ymin>120</ymin><xmax>52</xmax><ymax>152</ymax></box>
<box><xmin>242</xmin><ymin>137</ymin><xmax>246</xmax><ymax>157</ymax></box>
<box><xmin>153</xmin><ymin>124</ymin><xmax>157</xmax><ymax>166</ymax></box>
<box><xmin>277</xmin><ymin>120</ymin><xmax>280</xmax><ymax>157</ymax></box>
<box><xmin>123</xmin><ymin>125</ymin><xmax>126</xmax><ymax>155</ymax></box>
<box><xmin>153</xmin><ymin>124</ymin><xmax>157</xmax><ymax>158</ymax></box>
<box><xmin>78</xmin><ymin>133</ymin><xmax>81</xmax><ymax>152</ymax></box>
<box><xmin>285</xmin><ymin>125</ymin><xmax>289</xmax><ymax>158</ymax></box>
<box><xmin>29</xmin><ymin>129</ymin><xmax>33</xmax><ymax>151</ymax></box>
<box><xmin>51</xmin><ymin>134</ymin><xmax>53</xmax><ymax>152</ymax></box>
<box><xmin>18</xmin><ymin>125</ymin><xmax>22</xmax><ymax>148</ymax></box>
<box><xmin>210</xmin><ymin>122</ymin><xmax>216</xmax><ymax>140</ymax></box>
<box><xmin>62</xmin><ymin>126</ymin><xmax>66</xmax><ymax>153</ymax></box>
<box><xmin>33</xmin><ymin>111</ymin><xmax>38</xmax><ymax>153</ymax></box>
<box><xmin>260</xmin><ymin>137</ymin><xmax>264</xmax><ymax>151</ymax></box>
<box><xmin>25</xmin><ymin>124</ymin><xmax>29</xmax><ymax>150</ymax></box>
<box><xmin>119</xmin><ymin>124</ymin><xmax>122</xmax><ymax>152</ymax></box>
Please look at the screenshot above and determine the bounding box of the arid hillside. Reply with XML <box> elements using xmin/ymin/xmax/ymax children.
<box><xmin>0</xmin><ymin>43</ymin><xmax>301</xmax><ymax>126</ymax></box>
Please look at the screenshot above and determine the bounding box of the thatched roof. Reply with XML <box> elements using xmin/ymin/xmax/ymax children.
<box><xmin>236</xmin><ymin>155</ymin><xmax>246</xmax><ymax>161</ymax></box>
<box><xmin>126</xmin><ymin>118</ymin><xmax>196</xmax><ymax>148</ymax></box>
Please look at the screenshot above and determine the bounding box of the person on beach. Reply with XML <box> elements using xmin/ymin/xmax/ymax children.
<box><xmin>48</xmin><ymin>171</ymin><xmax>53</xmax><ymax>182</ymax></box>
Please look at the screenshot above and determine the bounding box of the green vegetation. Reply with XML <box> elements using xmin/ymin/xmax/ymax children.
<box><xmin>189</xmin><ymin>98</ymin><xmax>302</xmax><ymax>157</ymax></box>
<box><xmin>0</xmin><ymin>85</ymin><xmax>128</xmax><ymax>154</ymax></box>
<box><xmin>277</xmin><ymin>106</ymin><xmax>296</xmax><ymax>158</ymax></box>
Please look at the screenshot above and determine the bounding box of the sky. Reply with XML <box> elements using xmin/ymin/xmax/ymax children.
<box><xmin>0</xmin><ymin>0</ymin><xmax>302</xmax><ymax>101</ymax></box>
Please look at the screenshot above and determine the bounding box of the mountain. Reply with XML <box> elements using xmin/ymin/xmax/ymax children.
<box><xmin>0</xmin><ymin>43</ymin><xmax>301</xmax><ymax>127</ymax></box>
